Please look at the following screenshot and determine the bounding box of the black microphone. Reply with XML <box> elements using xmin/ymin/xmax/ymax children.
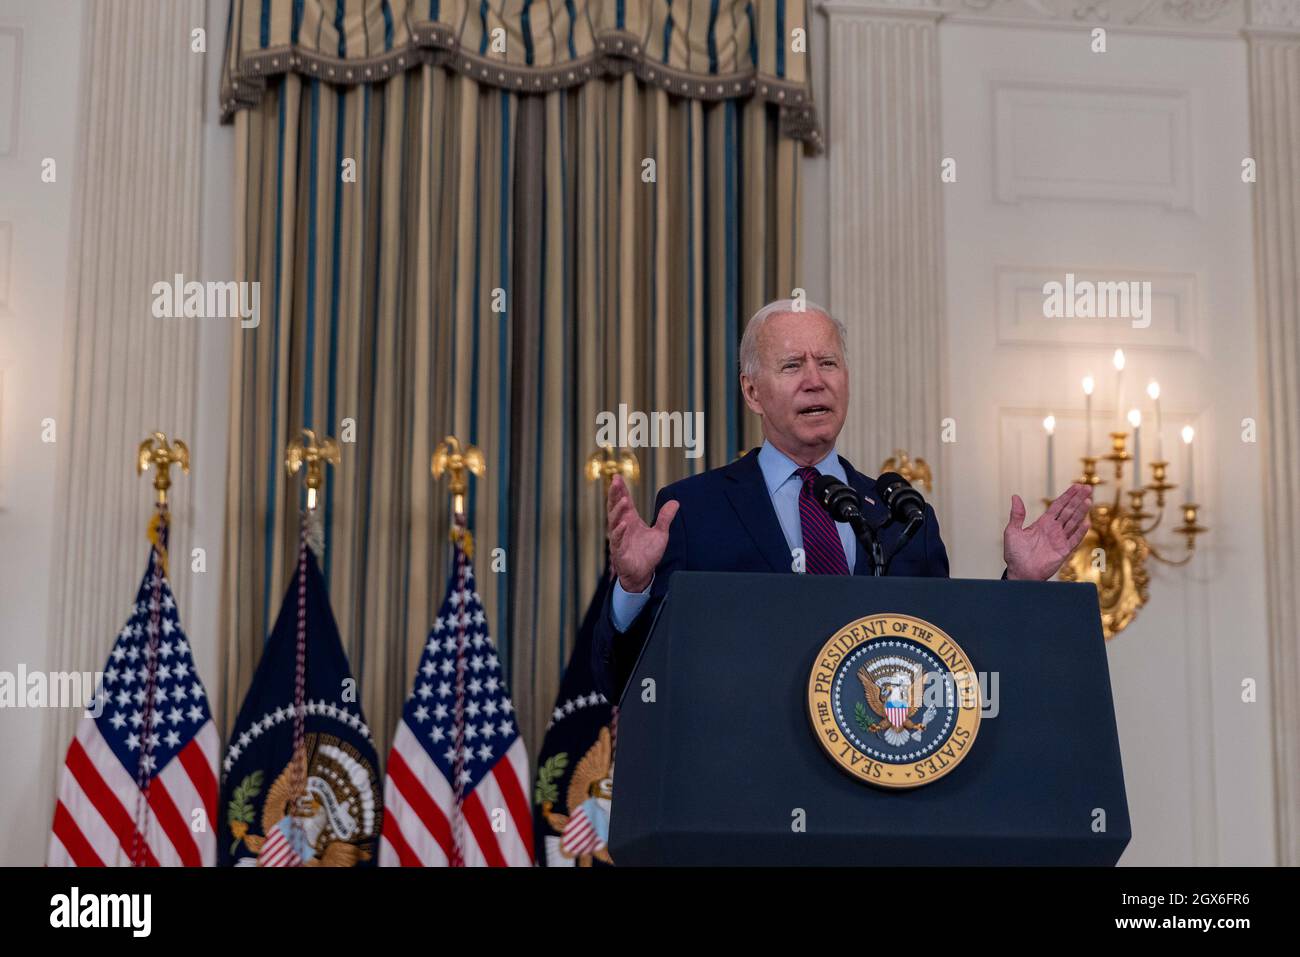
<box><xmin>812</xmin><ymin>474</ymin><xmax>864</xmax><ymax>524</ymax></box>
<box><xmin>813</xmin><ymin>473</ymin><xmax>885</xmax><ymax>576</ymax></box>
<box><xmin>876</xmin><ymin>471</ymin><xmax>926</xmax><ymax>526</ymax></box>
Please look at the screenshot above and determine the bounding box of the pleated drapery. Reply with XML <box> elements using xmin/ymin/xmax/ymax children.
<box><xmin>220</xmin><ymin>1</ymin><xmax>816</xmax><ymax>758</ymax></box>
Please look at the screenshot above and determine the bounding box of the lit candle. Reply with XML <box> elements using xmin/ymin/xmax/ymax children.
<box><xmin>1128</xmin><ymin>409</ymin><xmax>1142</xmax><ymax>488</ymax></box>
<box><xmin>1043</xmin><ymin>415</ymin><xmax>1056</xmax><ymax>499</ymax></box>
<box><xmin>1182</xmin><ymin>425</ymin><xmax>1195</xmax><ymax>501</ymax></box>
<box><xmin>1147</xmin><ymin>380</ymin><xmax>1163</xmax><ymax>461</ymax></box>
<box><xmin>1082</xmin><ymin>375</ymin><xmax>1095</xmax><ymax>457</ymax></box>
<box><xmin>1112</xmin><ymin>349</ymin><xmax>1126</xmax><ymax>432</ymax></box>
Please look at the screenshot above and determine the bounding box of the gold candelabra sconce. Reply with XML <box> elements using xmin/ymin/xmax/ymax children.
<box><xmin>285</xmin><ymin>428</ymin><xmax>341</xmax><ymax>511</ymax></box>
<box><xmin>585</xmin><ymin>445</ymin><xmax>639</xmax><ymax>493</ymax></box>
<box><xmin>880</xmin><ymin>449</ymin><xmax>932</xmax><ymax>493</ymax></box>
<box><xmin>1057</xmin><ymin>429</ymin><xmax>1207</xmax><ymax>640</ymax></box>
<box><xmin>432</xmin><ymin>435</ymin><xmax>485</xmax><ymax>555</ymax></box>
<box><xmin>137</xmin><ymin>431</ymin><xmax>190</xmax><ymax>505</ymax></box>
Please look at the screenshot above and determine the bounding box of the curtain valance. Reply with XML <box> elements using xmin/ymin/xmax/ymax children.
<box><xmin>220</xmin><ymin>0</ymin><xmax>821</xmax><ymax>148</ymax></box>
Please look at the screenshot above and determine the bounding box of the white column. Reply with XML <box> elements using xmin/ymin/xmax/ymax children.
<box><xmin>821</xmin><ymin>0</ymin><xmax>946</xmax><ymax>502</ymax></box>
<box><xmin>42</xmin><ymin>0</ymin><xmax>207</xmax><ymax>797</ymax></box>
<box><xmin>1245</xmin><ymin>0</ymin><xmax>1300</xmax><ymax>867</ymax></box>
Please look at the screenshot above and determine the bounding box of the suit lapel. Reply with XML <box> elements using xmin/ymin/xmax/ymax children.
<box><xmin>841</xmin><ymin>457</ymin><xmax>892</xmax><ymax>576</ymax></box>
<box><xmin>723</xmin><ymin>451</ymin><xmax>795</xmax><ymax>574</ymax></box>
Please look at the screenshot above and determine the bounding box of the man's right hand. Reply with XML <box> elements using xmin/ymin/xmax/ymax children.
<box><xmin>607</xmin><ymin>474</ymin><xmax>679</xmax><ymax>594</ymax></box>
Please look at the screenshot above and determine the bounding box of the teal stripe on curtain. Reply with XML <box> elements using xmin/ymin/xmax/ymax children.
<box><xmin>497</xmin><ymin>90</ymin><xmax>512</xmax><ymax>671</ymax></box>
<box><xmin>305</xmin><ymin>79</ymin><xmax>320</xmax><ymax>428</ymax></box>
<box><xmin>724</xmin><ymin>99</ymin><xmax>737</xmax><ymax>457</ymax></box>
<box><xmin>325</xmin><ymin>87</ymin><xmax>345</xmax><ymax>582</ymax></box>
<box><xmin>263</xmin><ymin>84</ymin><xmax>288</xmax><ymax>639</ymax></box>
<box><xmin>775</xmin><ymin>0</ymin><xmax>785</xmax><ymax>77</ymax></box>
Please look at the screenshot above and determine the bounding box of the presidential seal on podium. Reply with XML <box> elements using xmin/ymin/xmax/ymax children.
<box><xmin>807</xmin><ymin>613</ymin><xmax>982</xmax><ymax>789</ymax></box>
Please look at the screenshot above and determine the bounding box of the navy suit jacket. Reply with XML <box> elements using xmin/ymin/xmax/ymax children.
<box><xmin>591</xmin><ymin>449</ymin><xmax>951</xmax><ymax>702</ymax></box>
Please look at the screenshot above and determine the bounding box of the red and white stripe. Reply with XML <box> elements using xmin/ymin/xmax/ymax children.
<box><xmin>561</xmin><ymin>805</ymin><xmax>602</xmax><ymax>857</ymax></box>
<box><xmin>378</xmin><ymin>722</ymin><xmax>533</xmax><ymax>867</ymax></box>
<box><xmin>48</xmin><ymin>718</ymin><xmax>219</xmax><ymax>867</ymax></box>
<box><xmin>257</xmin><ymin>821</ymin><xmax>304</xmax><ymax>867</ymax></box>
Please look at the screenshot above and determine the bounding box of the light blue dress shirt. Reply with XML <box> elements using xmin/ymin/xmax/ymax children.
<box><xmin>610</xmin><ymin>441</ymin><xmax>858</xmax><ymax>631</ymax></box>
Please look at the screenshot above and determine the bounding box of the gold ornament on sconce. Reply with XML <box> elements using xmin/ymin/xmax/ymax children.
<box><xmin>1055</xmin><ymin>417</ymin><xmax>1207</xmax><ymax>640</ymax></box>
<box><xmin>136</xmin><ymin>431</ymin><xmax>190</xmax><ymax>506</ymax></box>
<box><xmin>585</xmin><ymin>445</ymin><xmax>640</xmax><ymax>494</ymax></box>
<box><xmin>432</xmin><ymin>435</ymin><xmax>485</xmax><ymax>556</ymax></box>
<box><xmin>285</xmin><ymin>428</ymin><xmax>341</xmax><ymax>512</ymax></box>
<box><xmin>880</xmin><ymin>449</ymin><xmax>932</xmax><ymax>493</ymax></box>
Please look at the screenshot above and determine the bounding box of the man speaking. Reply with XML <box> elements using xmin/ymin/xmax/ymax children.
<box><xmin>592</xmin><ymin>299</ymin><xmax>1092</xmax><ymax>701</ymax></box>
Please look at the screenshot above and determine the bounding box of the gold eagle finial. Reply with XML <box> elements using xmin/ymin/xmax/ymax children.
<box><xmin>136</xmin><ymin>431</ymin><xmax>190</xmax><ymax>505</ymax></box>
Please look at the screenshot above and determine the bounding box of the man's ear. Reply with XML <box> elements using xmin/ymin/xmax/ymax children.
<box><xmin>740</xmin><ymin>374</ymin><xmax>764</xmax><ymax>416</ymax></box>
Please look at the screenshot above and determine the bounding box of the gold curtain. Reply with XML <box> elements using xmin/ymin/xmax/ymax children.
<box><xmin>221</xmin><ymin>1</ymin><xmax>816</xmax><ymax>759</ymax></box>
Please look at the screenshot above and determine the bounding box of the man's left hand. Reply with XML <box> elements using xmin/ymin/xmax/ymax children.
<box><xmin>1003</xmin><ymin>483</ymin><xmax>1092</xmax><ymax>581</ymax></box>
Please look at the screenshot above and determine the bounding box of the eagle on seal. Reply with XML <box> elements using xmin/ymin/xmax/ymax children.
<box><xmin>858</xmin><ymin>656</ymin><xmax>928</xmax><ymax>746</ymax></box>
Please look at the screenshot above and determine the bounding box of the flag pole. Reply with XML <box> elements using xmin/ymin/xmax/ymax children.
<box><xmin>283</xmin><ymin>429</ymin><xmax>340</xmax><ymax>853</ymax></box>
<box><xmin>431</xmin><ymin>436</ymin><xmax>484</xmax><ymax>867</ymax></box>
<box><xmin>583</xmin><ymin>446</ymin><xmax>639</xmax><ymax>751</ymax></box>
<box><xmin>131</xmin><ymin>432</ymin><xmax>190</xmax><ymax>864</ymax></box>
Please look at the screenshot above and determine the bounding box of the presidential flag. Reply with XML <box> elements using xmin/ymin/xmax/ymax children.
<box><xmin>48</xmin><ymin>535</ymin><xmax>219</xmax><ymax>866</ymax></box>
<box><xmin>379</xmin><ymin>535</ymin><xmax>533</xmax><ymax>866</ymax></box>
<box><xmin>533</xmin><ymin>564</ymin><xmax>616</xmax><ymax>866</ymax></box>
<box><xmin>219</xmin><ymin>540</ymin><xmax>381</xmax><ymax>866</ymax></box>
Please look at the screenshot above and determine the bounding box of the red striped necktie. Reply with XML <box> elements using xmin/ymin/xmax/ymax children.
<box><xmin>796</xmin><ymin>466</ymin><xmax>851</xmax><ymax>575</ymax></box>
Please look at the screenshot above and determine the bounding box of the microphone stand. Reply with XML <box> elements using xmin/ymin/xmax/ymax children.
<box><xmin>846</xmin><ymin>512</ymin><xmax>885</xmax><ymax>577</ymax></box>
<box><xmin>880</xmin><ymin>515</ymin><xmax>924</xmax><ymax>574</ymax></box>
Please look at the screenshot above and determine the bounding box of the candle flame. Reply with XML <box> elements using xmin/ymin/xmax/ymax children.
<box><xmin>1112</xmin><ymin>349</ymin><xmax>1126</xmax><ymax>371</ymax></box>
<box><xmin>1082</xmin><ymin>375</ymin><xmax>1095</xmax><ymax>395</ymax></box>
<box><xmin>1128</xmin><ymin>408</ymin><xmax>1142</xmax><ymax>428</ymax></box>
<box><xmin>1043</xmin><ymin>415</ymin><xmax>1056</xmax><ymax>435</ymax></box>
<box><xmin>1147</xmin><ymin>380</ymin><xmax>1160</xmax><ymax>400</ymax></box>
<box><xmin>1181</xmin><ymin>425</ymin><xmax>1195</xmax><ymax>444</ymax></box>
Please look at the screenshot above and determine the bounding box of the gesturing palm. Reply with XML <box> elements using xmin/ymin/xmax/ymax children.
<box><xmin>1003</xmin><ymin>483</ymin><xmax>1092</xmax><ymax>582</ymax></box>
<box><xmin>607</xmin><ymin>474</ymin><xmax>680</xmax><ymax>594</ymax></box>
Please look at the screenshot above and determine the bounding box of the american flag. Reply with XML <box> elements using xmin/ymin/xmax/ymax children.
<box><xmin>379</xmin><ymin>538</ymin><xmax>533</xmax><ymax>866</ymax></box>
<box><xmin>48</xmin><ymin>543</ymin><xmax>219</xmax><ymax>866</ymax></box>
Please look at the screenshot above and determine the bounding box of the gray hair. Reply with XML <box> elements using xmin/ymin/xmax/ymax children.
<box><xmin>738</xmin><ymin>298</ymin><xmax>846</xmax><ymax>379</ymax></box>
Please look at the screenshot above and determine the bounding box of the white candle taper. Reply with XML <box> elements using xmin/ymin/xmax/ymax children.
<box><xmin>1128</xmin><ymin>409</ymin><xmax>1142</xmax><ymax>488</ymax></box>
<box><xmin>1112</xmin><ymin>349</ymin><xmax>1126</xmax><ymax>432</ymax></box>
<box><xmin>1082</xmin><ymin>376</ymin><xmax>1095</xmax><ymax>457</ymax></box>
<box><xmin>1044</xmin><ymin>415</ymin><xmax>1056</xmax><ymax>499</ymax></box>
<box><xmin>1182</xmin><ymin>425</ymin><xmax>1195</xmax><ymax>500</ymax></box>
<box><xmin>1148</xmin><ymin>380</ymin><xmax>1162</xmax><ymax>460</ymax></box>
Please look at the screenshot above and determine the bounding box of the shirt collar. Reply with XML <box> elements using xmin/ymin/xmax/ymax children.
<box><xmin>757</xmin><ymin>440</ymin><xmax>847</xmax><ymax>496</ymax></box>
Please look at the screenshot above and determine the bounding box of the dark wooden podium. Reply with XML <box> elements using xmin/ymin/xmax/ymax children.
<box><xmin>608</xmin><ymin>572</ymin><xmax>1131</xmax><ymax>865</ymax></box>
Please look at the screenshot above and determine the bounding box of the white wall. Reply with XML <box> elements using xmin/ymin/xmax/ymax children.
<box><xmin>805</xmin><ymin>13</ymin><xmax>1276</xmax><ymax>864</ymax></box>
<box><xmin>0</xmin><ymin>0</ymin><xmax>233</xmax><ymax>865</ymax></box>
<box><xmin>0</xmin><ymin>0</ymin><xmax>85</xmax><ymax>867</ymax></box>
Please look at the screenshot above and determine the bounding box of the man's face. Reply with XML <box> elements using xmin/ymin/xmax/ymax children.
<box><xmin>740</xmin><ymin>310</ymin><xmax>848</xmax><ymax>463</ymax></box>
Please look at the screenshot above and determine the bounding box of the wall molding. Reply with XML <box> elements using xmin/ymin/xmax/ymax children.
<box><xmin>0</xmin><ymin>27</ymin><xmax>21</xmax><ymax>156</ymax></box>
<box><xmin>822</xmin><ymin>1</ymin><xmax>1300</xmax><ymax>37</ymax></box>
<box><xmin>823</xmin><ymin>1</ymin><xmax>949</xmax><ymax>516</ymax></box>
<box><xmin>993</xmin><ymin>264</ymin><xmax>1204</xmax><ymax>354</ymax></box>
<box><xmin>42</xmin><ymin>0</ymin><xmax>207</xmax><ymax>802</ymax></box>
<box><xmin>992</xmin><ymin>79</ymin><xmax>1195</xmax><ymax>211</ymax></box>
<box><xmin>944</xmin><ymin>0</ymin><xmax>1249</xmax><ymax>35</ymax></box>
<box><xmin>1246</xmin><ymin>26</ymin><xmax>1300</xmax><ymax>866</ymax></box>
